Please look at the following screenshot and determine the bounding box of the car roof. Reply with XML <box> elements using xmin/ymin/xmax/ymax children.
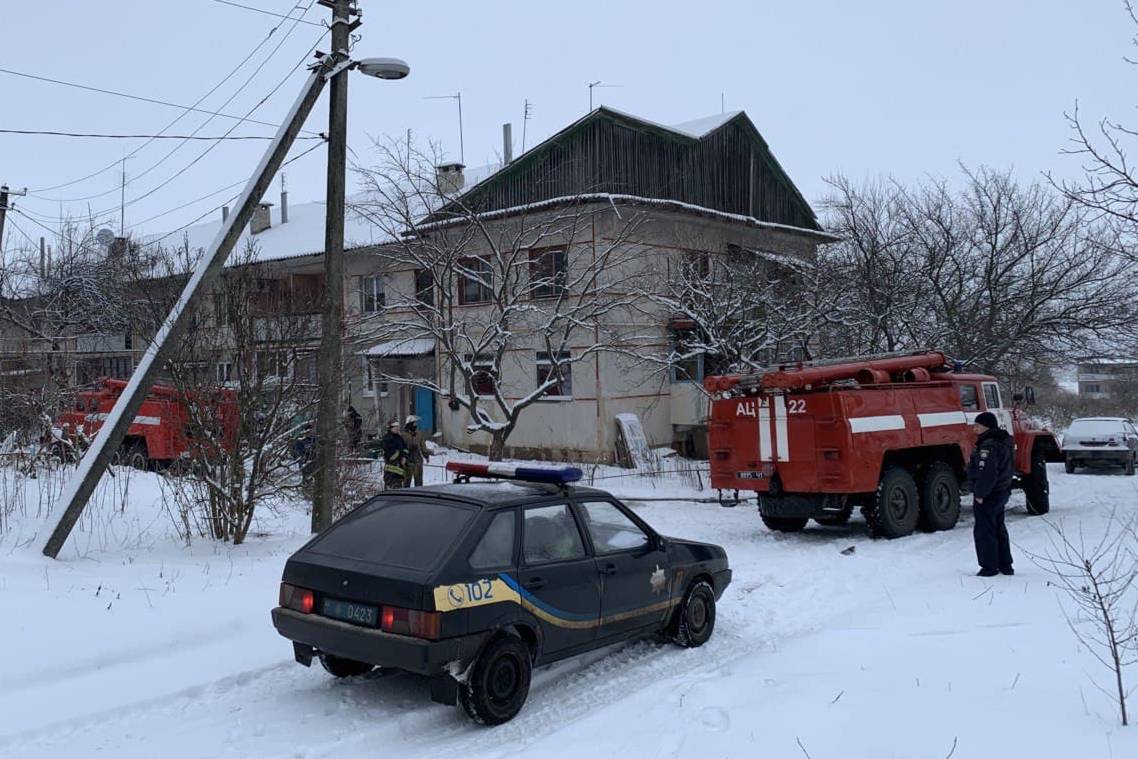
<box><xmin>1071</xmin><ymin>417</ymin><xmax>1129</xmax><ymax>422</ymax></box>
<box><xmin>376</xmin><ymin>480</ymin><xmax>613</xmax><ymax>509</ymax></box>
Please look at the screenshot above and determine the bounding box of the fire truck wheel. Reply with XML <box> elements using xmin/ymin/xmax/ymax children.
<box><xmin>918</xmin><ymin>461</ymin><xmax>960</xmax><ymax>532</ymax></box>
<box><xmin>761</xmin><ymin>515</ymin><xmax>808</xmax><ymax>532</ymax></box>
<box><xmin>1022</xmin><ymin>451</ymin><xmax>1050</xmax><ymax>516</ymax></box>
<box><xmin>869</xmin><ymin>467</ymin><xmax>920</xmax><ymax>538</ymax></box>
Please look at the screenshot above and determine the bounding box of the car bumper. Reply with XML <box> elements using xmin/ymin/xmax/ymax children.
<box><xmin>1064</xmin><ymin>449</ymin><xmax>1131</xmax><ymax>465</ymax></box>
<box><xmin>271</xmin><ymin>607</ymin><xmax>485</xmax><ymax>676</ymax></box>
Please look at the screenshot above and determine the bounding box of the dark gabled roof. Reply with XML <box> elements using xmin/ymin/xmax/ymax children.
<box><xmin>427</xmin><ymin>106</ymin><xmax>821</xmax><ymax>232</ymax></box>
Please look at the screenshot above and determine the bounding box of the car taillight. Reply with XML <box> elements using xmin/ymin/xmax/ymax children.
<box><xmin>381</xmin><ymin>606</ymin><xmax>440</xmax><ymax>640</ymax></box>
<box><xmin>280</xmin><ymin>583</ymin><xmax>315</xmax><ymax>614</ymax></box>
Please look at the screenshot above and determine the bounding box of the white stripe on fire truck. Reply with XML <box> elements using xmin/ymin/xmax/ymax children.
<box><xmin>848</xmin><ymin>415</ymin><xmax>906</xmax><ymax>434</ymax></box>
<box><xmin>917</xmin><ymin>411</ymin><xmax>969</xmax><ymax>428</ymax></box>
<box><xmin>758</xmin><ymin>398</ymin><xmax>773</xmax><ymax>462</ymax></box>
<box><xmin>773</xmin><ymin>395</ymin><xmax>789</xmax><ymax>462</ymax></box>
<box><xmin>85</xmin><ymin>413</ymin><xmax>161</xmax><ymax>426</ymax></box>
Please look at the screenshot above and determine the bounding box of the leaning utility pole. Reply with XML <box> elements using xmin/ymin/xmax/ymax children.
<box><xmin>42</xmin><ymin>52</ymin><xmax>346</xmax><ymax>559</ymax></box>
<box><xmin>311</xmin><ymin>0</ymin><xmax>356</xmax><ymax>533</ymax></box>
<box><xmin>0</xmin><ymin>184</ymin><xmax>29</xmax><ymax>260</ymax></box>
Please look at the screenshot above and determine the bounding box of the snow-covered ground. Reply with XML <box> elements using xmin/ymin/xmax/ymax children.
<box><xmin>1</xmin><ymin>456</ymin><xmax>1136</xmax><ymax>758</ymax></box>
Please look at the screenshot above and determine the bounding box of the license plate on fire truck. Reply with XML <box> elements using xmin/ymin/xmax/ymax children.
<box><xmin>737</xmin><ymin>471</ymin><xmax>766</xmax><ymax>480</ymax></box>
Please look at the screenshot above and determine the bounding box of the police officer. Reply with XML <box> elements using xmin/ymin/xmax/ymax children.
<box><xmin>967</xmin><ymin>411</ymin><xmax>1015</xmax><ymax>577</ymax></box>
<box><xmin>400</xmin><ymin>415</ymin><xmax>431</xmax><ymax>487</ymax></box>
<box><xmin>380</xmin><ymin>419</ymin><xmax>408</xmax><ymax>490</ymax></box>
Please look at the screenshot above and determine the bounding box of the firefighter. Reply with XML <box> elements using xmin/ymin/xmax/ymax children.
<box><xmin>967</xmin><ymin>411</ymin><xmax>1015</xmax><ymax>577</ymax></box>
<box><xmin>400</xmin><ymin>415</ymin><xmax>431</xmax><ymax>487</ymax></box>
<box><xmin>346</xmin><ymin>405</ymin><xmax>363</xmax><ymax>451</ymax></box>
<box><xmin>380</xmin><ymin>419</ymin><xmax>408</xmax><ymax>490</ymax></box>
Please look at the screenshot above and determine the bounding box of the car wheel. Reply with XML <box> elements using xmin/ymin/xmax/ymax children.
<box><xmin>868</xmin><ymin>467</ymin><xmax>920</xmax><ymax>538</ymax></box>
<box><xmin>761</xmin><ymin>515</ymin><xmax>808</xmax><ymax>532</ymax></box>
<box><xmin>671</xmin><ymin>580</ymin><xmax>716</xmax><ymax>648</ymax></box>
<box><xmin>918</xmin><ymin>461</ymin><xmax>960</xmax><ymax>532</ymax></box>
<box><xmin>1023</xmin><ymin>450</ymin><xmax>1050</xmax><ymax>516</ymax></box>
<box><xmin>459</xmin><ymin>635</ymin><xmax>532</xmax><ymax>725</ymax></box>
<box><xmin>319</xmin><ymin>654</ymin><xmax>374</xmax><ymax>678</ymax></box>
<box><xmin>1064</xmin><ymin>457</ymin><xmax>1075</xmax><ymax>474</ymax></box>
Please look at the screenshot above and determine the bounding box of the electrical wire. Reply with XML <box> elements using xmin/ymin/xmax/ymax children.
<box><xmin>24</xmin><ymin>0</ymin><xmax>323</xmax><ymax>205</ymax></box>
<box><xmin>0</xmin><ymin>128</ymin><xmax>325</xmax><ymax>141</ymax></box>
<box><xmin>213</xmin><ymin>0</ymin><xmax>326</xmax><ymax>28</ymax></box>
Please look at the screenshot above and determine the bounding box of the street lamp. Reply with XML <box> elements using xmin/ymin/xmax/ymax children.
<box><xmin>356</xmin><ymin>57</ymin><xmax>410</xmax><ymax>80</ymax></box>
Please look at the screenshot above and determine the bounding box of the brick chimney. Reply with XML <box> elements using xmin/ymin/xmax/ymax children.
<box><xmin>435</xmin><ymin>163</ymin><xmax>466</xmax><ymax>196</ymax></box>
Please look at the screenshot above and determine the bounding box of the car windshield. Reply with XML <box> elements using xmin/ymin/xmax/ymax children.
<box><xmin>309</xmin><ymin>498</ymin><xmax>476</xmax><ymax>571</ymax></box>
<box><xmin>1067</xmin><ymin>419</ymin><xmax>1127</xmax><ymax>438</ymax></box>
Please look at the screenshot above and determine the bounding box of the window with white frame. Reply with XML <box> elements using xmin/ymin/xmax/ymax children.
<box><xmin>216</xmin><ymin>361</ymin><xmax>233</xmax><ymax>384</ymax></box>
<box><xmin>359</xmin><ymin>275</ymin><xmax>385</xmax><ymax>314</ymax></box>
<box><xmin>363</xmin><ymin>358</ymin><xmax>388</xmax><ymax>397</ymax></box>
<box><xmin>536</xmin><ymin>351</ymin><xmax>572</xmax><ymax>399</ymax></box>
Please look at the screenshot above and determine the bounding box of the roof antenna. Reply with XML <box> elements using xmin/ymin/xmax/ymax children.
<box><xmin>721</xmin><ymin>92</ymin><xmax>725</xmax><ymax>114</ymax></box>
<box><xmin>587</xmin><ymin>80</ymin><xmax>622</xmax><ymax>112</ymax></box>
<box><xmin>424</xmin><ymin>92</ymin><xmax>464</xmax><ymax>164</ymax></box>
<box><xmin>522</xmin><ymin>99</ymin><xmax>534</xmax><ymax>153</ymax></box>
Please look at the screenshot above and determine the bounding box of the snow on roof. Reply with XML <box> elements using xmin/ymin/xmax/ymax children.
<box><xmin>667</xmin><ymin>111</ymin><xmax>745</xmax><ymax>138</ymax></box>
<box><xmin>136</xmin><ymin>197</ymin><xmax>390</xmax><ymax>266</ymax></box>
<box><xmin>360</xmin><ymin>337</ymin><xmax>436</xmax><ymax>357</ymax></box>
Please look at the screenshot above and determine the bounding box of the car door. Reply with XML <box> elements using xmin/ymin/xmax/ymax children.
<box><xmin>981</xmin><ymin>382</ymin><xmax>1013</xmax><ymax>432</ymax></box>
<box><xmin>574</xmin><ymin>498</ymin><xmax>671</xmax><ymax>641</ymax></box>
<box><xmin>517</xmin><ymin>502</ymin><xmax>600</xmax><ymax>656</ymax></box>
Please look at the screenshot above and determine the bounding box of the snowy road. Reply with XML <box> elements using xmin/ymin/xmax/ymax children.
<box><xmin>1</xmin><ymin>464</ymin><xmax>1136</xmax><ymax>758</ymax></box>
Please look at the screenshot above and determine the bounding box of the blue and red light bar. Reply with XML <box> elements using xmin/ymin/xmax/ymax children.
<box><xmin>446</xmin><ymin>461</ymin><xmax>583</xmax><ymax>484</ymax></box>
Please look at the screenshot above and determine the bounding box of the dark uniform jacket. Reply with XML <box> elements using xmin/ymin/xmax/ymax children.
<box><xmin>967</xmin><ymin>427</ymin><xmax>1014</xmax><ymax>499</ymax></box>
<box><xmin>380</xmin><ymin>431</ymin><xmax>408</xmax><ymax>475</ymax></box>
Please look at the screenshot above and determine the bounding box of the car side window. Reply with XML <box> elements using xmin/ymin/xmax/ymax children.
<box><xmin>982</xmin><ymin>383</ymin><xmax>1001</xmax><ymax>409</ymax></box>
<box><xmin>959</xmin><ymin>385</ymin><xmax>979</xmax><ymax>411</ymax></box>
<box><xmin>523</xmin><ymin>504</ymin><xmax>586</xmax><ymax>565</ymax></box>
<box><xmin>577</xmin><ymin>501</ymin><xmax>650</xmax><ymax>554</ymax></box>
<box><xmin>469</xmin><ymin>510</ymin><xmax>516</xmax><ymax>570</ymax></box>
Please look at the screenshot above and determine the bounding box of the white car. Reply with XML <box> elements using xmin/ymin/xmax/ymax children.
<box><xmin>1062</xmin><ymin>417</ymin><xmax>1138</xmax><ymax>475</ymax></box>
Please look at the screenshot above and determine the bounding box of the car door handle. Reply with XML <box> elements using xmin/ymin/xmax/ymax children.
<box><xmin>523</xmin><ymin>577</ymin><xmax>546</xmax><ymax>590</ymax></box>
<box><xmin>599</xmin><ymin>563</ymin><xmax>618</xmax><ymax>576</ymax></box>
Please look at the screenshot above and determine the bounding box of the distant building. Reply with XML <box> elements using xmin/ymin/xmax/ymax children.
<box><xmin>1076</xmin><ymin>357</ymin><xmax>1138</xmax><ymax>400</ymax></box>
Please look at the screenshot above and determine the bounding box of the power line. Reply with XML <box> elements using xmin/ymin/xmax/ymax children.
<box><xmin>23</xmin><ymin>1</ymin><xmax>323</xmax><ymax>205</ymax></box>
<box><xmin>213</xmin><ymin>0</ymin><xmax>326</xmax><ymax>27</ymax></box>
<box><xmin>0</xmin><ymin>128</ymin><xmax>325</xmax><ymax>141</ymax></box>
<box><xmin>0</xmin><ymin>67</ymin><xmax>320</xmax><ymax>137</ymax></box>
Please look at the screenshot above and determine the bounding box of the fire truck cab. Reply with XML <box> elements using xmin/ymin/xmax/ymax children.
<box><xmin>705</xmin><ymin>351</ymin><xmax>1061</xmax><ymax>538</ymax></box>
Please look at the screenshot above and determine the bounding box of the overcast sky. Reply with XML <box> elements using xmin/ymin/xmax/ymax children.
<box><xmin>1</xmin><ymin>0</ymin><xmax>1134</xmax><ymax>251</ymax></box>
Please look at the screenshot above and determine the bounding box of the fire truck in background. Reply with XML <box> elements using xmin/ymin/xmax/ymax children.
<box><xmin>55</xmin><ymin>378</ymin><xmax>238</xmax><ymax>470</ymax></box>
<box><xmin>705</xmin><ymin>351</ymin><xmax>1061</xmax><ymax>538</ymax></box>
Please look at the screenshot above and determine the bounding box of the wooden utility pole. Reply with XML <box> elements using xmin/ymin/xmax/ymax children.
<box><xmin>42</xmin><ymin>53</ymin><xmax>344</xmax><ymax>559</ymax></box>
<box><xmin>311</xmin><ymin>0</ymin><xmax>355</xmax><ymax>533</ymax></box>
<box><xmin>0</xmin><ymin>184</ymin><xmax>29</xmax><ymax>259</ymax></box>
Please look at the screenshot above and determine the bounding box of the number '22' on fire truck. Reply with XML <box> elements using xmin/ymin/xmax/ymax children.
<box><xmin>705</xmin><ymin>351</ymin><xmax>1061</xmax><ymax>538</ymax></box>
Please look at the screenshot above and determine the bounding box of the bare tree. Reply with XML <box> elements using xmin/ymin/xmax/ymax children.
<box><xmin>637</xmin><ymin>245</ymin><xmax>842</xmax><ymax>378</ymax></box>
<box><xmin>352</xmin><ymin>140</ymin><xmax>650</xmax><ymax>460</ymax></box>
<box><xmin>147</xmin><ymin>240</ymin><xmax>318</xmax><ymax>544</ymax></box>
<box><xmin>1029</xmin><ymin>513</ymin><xmax>1138</xmax><ymax>726</ymax></box>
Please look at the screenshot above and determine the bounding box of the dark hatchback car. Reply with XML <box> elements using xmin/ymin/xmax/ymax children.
<box><xmin>272</xmin><ymin>462</ymin><xmax>731</xmax><ymax>725</ymax></box>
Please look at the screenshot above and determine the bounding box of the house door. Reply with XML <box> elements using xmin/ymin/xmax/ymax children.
<box><xmin>413</xmin><ymin>386</ymin><xmax>435</xmax><ymax>434</ymax></box>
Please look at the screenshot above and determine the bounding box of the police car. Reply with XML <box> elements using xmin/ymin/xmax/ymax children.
<box><xmin>272</xmin><ymin>461</ymin><xmax>732</xmax><ymax>725</ymax></box>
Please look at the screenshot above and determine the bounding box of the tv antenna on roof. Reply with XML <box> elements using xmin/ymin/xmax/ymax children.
<box><xmin>587</xmin><ymin>80</ymin><xmax>622</xmax><ymax>112</ymax></box>
<box><xmin>424</xmin><ymin>92</ymin><xmax>464</xmax><ymax>164</ymax></box>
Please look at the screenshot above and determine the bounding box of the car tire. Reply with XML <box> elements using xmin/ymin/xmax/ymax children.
<box><xmin>671</xmin><ymin>580</ymin><xmax>716</xmax><ymax>648</ymax></box>
<box><xmin>459</xmin><ymin>635</ymin><xmax>532</xmax><ymax>725</ymax></box>
<box><xmin>319</xmin><ymin>654</ymin><xmax>374</xmax><ymax>678</ymax></box>
<box><xmin>1023</xmin><ymin>450</ymin><xmax>1050</xmax><ymax>516</ymax></box>
<box><xmin>918</xmin><ymin>461</ymin><xmax>960</xmax><ymax>532</ymax></box>
<box><xmin>1064</xmin><ymin>457</ymin><xmax>1076</xmax><ymax>474</ymax></box>
<box><xmin>868</xmin><ymin>467</ymin><xmax>920</xmax><ymax>538</ymax></box>
<box><xmin>761</xmin><ymin>515</ymin><xmax>808</xmax><ymax>532</ymax></box>
<box><xmin>1126</xmin><ymin>455</ymin><xmax>1136</xmax><ymax>476</ymax></box>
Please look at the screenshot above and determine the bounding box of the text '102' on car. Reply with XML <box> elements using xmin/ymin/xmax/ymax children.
<box><xmin>271</xmin><ymin>461</ymin><xmax>732</xmax><ymax>725</ymax></box>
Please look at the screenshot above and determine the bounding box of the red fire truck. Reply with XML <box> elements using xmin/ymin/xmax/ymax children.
<box><xmin>704</xmin><ymin>351</ymin><xmax>1061</xmax><ymax>538</ymax></box>
<box><xmin>56</xmin><ymin>378</ymin><xmax>238</xmax><ymax>470</ymax></box>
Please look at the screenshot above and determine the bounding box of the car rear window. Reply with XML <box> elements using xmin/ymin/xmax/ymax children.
<box><xmin>1068</xmin><ymin>419</ymin><xmax>1127</xmax><ymax>437</ymax></box>
<box><xmin>309</xmin><ymin>499</ymin><xmax>476</xmax><ymax>570</ymax></box>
